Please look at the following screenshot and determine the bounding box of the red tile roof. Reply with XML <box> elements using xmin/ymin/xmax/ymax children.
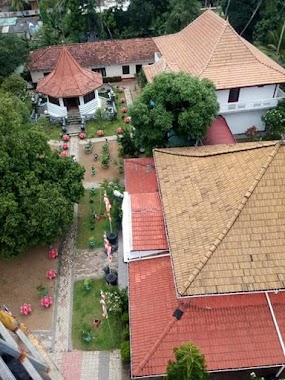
<box><xmin>131</xmin><ymin>193</ymin><xmax>167</xmax><ymax>251</ymax></box>
<box><xmin>36</xmin><ymin>47</ymin><xmax>102</xmax><ymax>98</ymax></box>
<box><xmin>129</xmin><ymin>256</ymin><xmax>285</xmax><ymax>378</ymax></box>
<box><xmin>125</xmin><ymin>158</ymin><xmax>157</xmax><ymax>194</ymax></box>
<box><xmin>27</xmin><ymin>38</ymin><xmax>157</xmax><ymax>72</ymax></box>
<box><xmin>203</xmin><ymin>116</ymin><xmax>236</xmax><ymax>145</ymax></box>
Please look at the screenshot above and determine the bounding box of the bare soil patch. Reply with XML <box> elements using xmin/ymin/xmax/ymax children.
<box><xmin>79</xmin><ymin>140</ymin><xmax>123</xmax><ymax>183</ymax></box>
<box><xmin>0</xmin><ymin>246</ymin><xmax>57</xmax><ymax>330</ymax></box>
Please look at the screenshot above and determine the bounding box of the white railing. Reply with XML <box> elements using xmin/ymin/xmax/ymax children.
<box><xmin>0</xmin><ymin>9</ymin><xmax>40</xmax><ymax>17</ymax></box>
<box><xmin>277</xmin><ymin>88</ymin><xmax>285</xmax><ymax>98</ymax></box>
<box><xmin>79</xmin><ymin>97</ymin><xmax>101</xmax><ymax>117</ymax></box>
<box><xmin>47</xmin><ymin>103</ymin><xmax>67</xmax><ymax>118</ymax></box>
<box><xmin>219</xmin><ymin>97</ymin><xmax>285</xmax><ymax>114</ymax></box>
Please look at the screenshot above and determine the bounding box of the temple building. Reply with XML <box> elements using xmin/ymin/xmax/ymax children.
<box><xmin>36</xmin><ymin>47</ymin><xmax>103</xmax><ymax>121</ymax></box>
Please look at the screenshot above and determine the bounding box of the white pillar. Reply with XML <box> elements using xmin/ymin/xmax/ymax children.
<box><xmin>79</xmin><ymin>96</ymin><xmax>85</xmax><ymax>106</ymax></box>
<box><xmin>59</xmin><ymin>98</ymin><xmax>64</xmax><ymax>107</ymax></box>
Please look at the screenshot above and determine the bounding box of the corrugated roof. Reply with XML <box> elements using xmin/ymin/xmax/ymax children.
<box><xmin>36</xmin><ymin>47</ymin><xmax>103</xmax><ymax>98</ymax></box>
<box><xmin>27</xmin><ymin>38</ymin><xmax>157</xmax><ymax>72</ymax></box>
<box><xmin>129</xmin><ymin>256</ymin><xmax>285</xmax><ymax>378</ymax></box>
<box><xmin>154</xmin><ymin>141</ymin><xmax>285</xmax><ymax>296</ymax></box>
<box><xmin>144</xmin><ymin>10</ymin><xmax>285</xmax><ymax>89</ymax></box>
<box><xmin>131</xmin><ymin>193</ymin><xmax>167</xmax><ymax>251</ymax></box>
<box><xmin>203</xmin><ymin>116</ymin><xmax>236</xmax><ymax>145</ymax></box>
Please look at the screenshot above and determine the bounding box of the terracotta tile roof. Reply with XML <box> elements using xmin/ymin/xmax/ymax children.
<box><xmin>131</xmin><ymin>193</ymin><xmax>167</xmax><ymax>251</ymax></box>
<box><xmin>129</xmin><ymin>256</ymin><xmax>285</xmax><ymax>378</ymax></box>
<box><xmin>125</xmin><ymin>158</ymin><xmax>157</xmax><ymax>194</ymax></box>
<box><xmin>36</xmin><ymin>47</ymin><xmax>103</xmax><ymax>98</ymax></box>
<box><xmin>154</xmin><ymin>141</ymin><xmax>285</xmax><ymax>296</ymax></box>
<box><xmin>27</xmin><ymin>38</ymin><xmax>157</xmax><ymax>72</ymax></box>
<box><xmin>203</xmin><ymin>116</ymin><xmax>236</xmax><ymax>145</ymax></box>
<box><xmin>144</xmin><ymin>10</ymin><xmax>285</xmax><ymax>89</ymax></box>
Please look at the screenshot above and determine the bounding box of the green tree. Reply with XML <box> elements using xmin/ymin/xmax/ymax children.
<box><xmin>129</xmin><ymin>72</ymin><xmax>219</xmax><ymax>153</ymax></box>
<box><xmin>166</xmin><ymin>342</ymin><xmax>208</xmax><ymax>380</ymax></box>
<box><xmin>262</xmin><ymin>100</ymin><xmax>285</xmax><ymax>139</ymax></box>
<box><xmin>0</xmin><ymin>93</ymin><xmax>85</xmax><ymax>258</ymax></box>
<box><xmin>9</xmin><ymin>0</ymin><xmax>28</xmax><ymax>12</ymax></box>
<box><xmin>1</xmin><ymin>73</ymin><xmax>28</xmax><ymax>99</ymax></box>
<box><xmin>164</xmin><ymin>0</ymin><xmax>200</xmax><ymax>34</ymax></box>
<box><xmin>0</xmin><ymin>34</ymin><xmax>29</xmax><ymax>77</ymax></box>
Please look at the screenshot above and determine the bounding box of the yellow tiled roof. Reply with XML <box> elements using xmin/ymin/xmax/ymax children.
<box><xmin>144</xmin><ymin>10</ymin><xmax>285</xmax><ymax>89</ymax></box>
<box><xmin>154</xmin><ymin>141</ymin><xmax>285</xmax><ymax>296</ymax></box>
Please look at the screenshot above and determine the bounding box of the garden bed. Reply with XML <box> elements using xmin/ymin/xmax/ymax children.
<box><xmin>76</xmin><ymin>189</ymin><xmax>111</xmax><ymax>249</ymax></box>
<box><xmin>72</xmin><ymin>278</ymin><xmax>128</xmax><ymax>350</ymax></box>
<box><xmin>0</xmin><ymin>246</ymin><xmax>56</xmax><ymax>330</ymax></box>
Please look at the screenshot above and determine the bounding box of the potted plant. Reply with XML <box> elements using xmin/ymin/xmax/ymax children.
<box><xmin>83</xmin><ymin>278</ymin><xmax>92</xmax><ymax>291</ymax></box>
<box><xmin>89</xmin><ymin>236</ymin><xmax>96</xmax><ymax>247</ymax></box>
<box><xmin>36</xmin><ymin>284</ymin><xmax>48</xmax><ymax>297</ymax></box>
<box><xmin>81</xmin><ymin>327</ymin><xmax>92</xmax><ymax>343</ymax></box>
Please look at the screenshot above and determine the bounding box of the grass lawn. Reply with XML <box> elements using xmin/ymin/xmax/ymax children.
<box><xmin>72</xmin><ymin>278</ymin><xmax>123</xmax><ymax>350</ymax></box>
<box><xmin>40</xmin><ymin>123</ymin><xmax>62</xmax><ymax>140</ymax></box>
<box><xmin>77</xmin><ymin>189</ymin><xmax>110</xmax><ymax>249</ymax></box>
<box><xmin>86</xmin><ymin>90</ymin><xmax>128</xmax><ymax>138</ymax></box>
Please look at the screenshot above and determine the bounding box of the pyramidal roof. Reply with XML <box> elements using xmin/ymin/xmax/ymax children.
<box><xmin>144</xmin><ymin>10</ymin><xmax>285</xmax><ymax>89</ymax></box>
<box><xmin>37</xmin><ymin>47</ymin><xmax>103</xmax><ymax>98</ymax></box>
<box><xmin>155</xmin><ymin>141</ymin><xmax>285</xmax><ymax>296</ymax></box>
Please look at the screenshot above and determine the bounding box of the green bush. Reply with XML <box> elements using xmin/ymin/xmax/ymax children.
<box><xmin>120</xmin><ymin>341</ymin><xmax>130</xmax><ymax>363</ymax></box>
<box><xmin>122</xmin><ymin>325</ymin><xmax>129</xmax><ymax>340</ymax></box>
<box><xmin>122</xmin><ymin>311</ymin><xmax>129</xmax><ymax>324</ymax></box>
<box><xmin>103</xmin><ymin>76</ymin><xmax>122</xmax><ymax>83</ymax></box>
<box><xmin>262</xmin><ymin>100</ymin><xmax>285</xmax><ymax>139</ymax></box>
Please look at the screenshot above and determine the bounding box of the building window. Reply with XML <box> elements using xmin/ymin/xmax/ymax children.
<box><xmin>136</xmin><ymin>64</ymin><xmax>142</xmax><ymax>74</ymax></box>
<box><xmin>48</xmin><ymin>96</ymin><xmax>60</xmax><ymax>106</ymax></box>
<box><xmin>92</xmin><ymin>68</ymin><xmax>106</xmax><ymax>77</ymax></box>
<box><xmin>122</xmin><ymin>65</ymin><xmax>130</xmax><ymax>75</ymax></box>
<box><xmin>228</xmin><ymin>88</ymin><xmax>240</xmax><ymax>103</ymax></box>
<box><xmin>83</xmin><ymin>91</ymin><xmax>95</xmax><ymax>103</ymax></box>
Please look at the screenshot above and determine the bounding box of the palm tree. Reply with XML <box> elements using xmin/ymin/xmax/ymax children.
<box><xmin>257</xmin><ymin>22</ymin><xmax>285</xmax><ymax>67</ymax></box>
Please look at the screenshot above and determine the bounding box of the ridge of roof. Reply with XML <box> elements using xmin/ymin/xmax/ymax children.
<box><xmin>198</xmin><ymin>13</ymin><xmax>228</xmax><ymax>77</ymax></box>
<box><xmin>154</xmin><ymin>141</ymin><xmax>278</xmax><ymax>158</ymax></box>
<box><xmin>181</xmin><ymin>142</ymin><xmax>281</xmax><ymax>295</ymax></box>
<box><xmin>134</xmin><ymin>318</ymin><xmax>177</xmax><ymax>375</ymax></box>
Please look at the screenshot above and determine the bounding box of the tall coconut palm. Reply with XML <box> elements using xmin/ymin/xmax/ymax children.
<box><xmin>257</xmin><ymin>23</ymin><xmax>285</xmax><ymax>66</ymax></box>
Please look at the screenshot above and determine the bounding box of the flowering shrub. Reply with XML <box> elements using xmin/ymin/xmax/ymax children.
<box><xmin>118</xmin><ymin>87</ymin><xmax>124</xmax><ymax>93</ymax></box>
<box><xmin>122</xmin><ymin>107</ymin><xmax>128</xmax><ymax>113</ymax></box>
<box><xmin>117</xmin><ymin>127</ymin><xmax>123</xmax><ymax>135</ymax></box>
<box><xmin>41</xmin><ymin>296</ymin><xmax>53</xmax><ymax>308</ymax></box>
<box><xmin>79</xmin><ymin>132</ymin><xmax>86</xmax><ymax>139</ymax></box>
<box><xmin>262</xmin><ymin>107</ymin><xmax>285</xmax><ymax>139</ymax></box>
<box><xmin>60</xmin><ymin>151</ymin><xmax>68</xmax><ymax>157</ymax></box>
<box><xmin>124</xmin><ymin>117</ymin><xmax>131</xmax><ymax>124</ymax></box>
<box><xmin>20</xmin><ymin>303</ymin><xmax>32</xmax><ymax>315</ymax></box>
<box><xmin>104</xmin><ymin>290</ymin><xmax>123</xmax><ymax>314</ymax></box>
<box><xmin>120</xmin><ymin>97</ymin><xmax>126</xmax><ymax>103</ymax></box>
<box><xmin>46</xmin><ymin>269</ymin><xmax>57</xmax><ymax>280</ymax></box>
<box><xmin>63</xmin><ymin>142</ymin><xmax>69</xmax><ymax>150</ymax></box>
<box><xmin>63</xmin><ymin>134</ymin><xmax>70</xmax><ymax>141</ymax></box>
<box><xmin>48</xmin><ymin>248</ymin><xmax>58</xmax><ymax>259</ymax></box>
<box><xmin>97</xmin><ymin>130</ymin><xmax>104</xmax><ymax>137</ymax></box>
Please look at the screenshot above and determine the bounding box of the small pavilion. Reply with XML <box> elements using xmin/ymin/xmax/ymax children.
<box><xmin>36</xmin><ymin>47</ymin><xmax>103</xmax><ymax>120</ymax></box>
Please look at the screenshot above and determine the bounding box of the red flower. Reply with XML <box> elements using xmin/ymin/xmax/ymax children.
<box><xmin>118</xmin><ymin>87</ymin><xmax>124</xmax><ymax>93</ymax></box>
<box><xmin>121</xmin><ymin>107</ymin><xmax>128</xmax><ymax>113</ymax></box>
<box><xmin>46</xmin><ymin>269</ymin><xmax>57</xmax><ymax>280</ymax></box>
<box><xmin>120</xmin><ymin>98</ymin><xmax>126</xmax><ymax>104</ymax></box>
<box><xmin>124</xmin><ymin>117</ymin><xmax>131</xmax><ymax>124</ymax></box>
<box><xmin>41</xmin><ymin>296</ymin><xmax>53</xmax><ymax>308</ymax></box>
<box><xmin>61</xmin><ymin>151</ymin><xmax>68</xmax><ymax>157</ymax></box>
<box><xmin>48</xmin><ymin>248</ymin><xmax>58</xmax><ymax>259</ymax></box>
<box><xmin>63</xmin><ymin>143</ymin><xmax>68</xmax><ymax>150</ymax></box>
<box><xmin>117</xmin><ymin>127</ymin><xmax>123</xmax><ymax>135</ymax></box>
<box><xmin>63</xmin><ymin>134</ymin><xmax>70</xmax><ymax>141</ymax></box>
<box><xmin>20</xmin><ymin>303</ymin><xmax>32</xmax><ymax>315</ymax></box>
<box><xmin>97</xmin><ymin>130</ymin><xmax>104</xmax><ymax>137</ymax></box>
<box><xmin>79</xmin><ymin>132</ymin><xmax>86</xmax><ymax>139</ymax></box>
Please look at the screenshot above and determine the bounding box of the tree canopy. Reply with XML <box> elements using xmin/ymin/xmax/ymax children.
<box><xmin>0</xmin><ymin>34</ymin><xmax>29</xmax><ymax>78</ymax></box>
<box><xmin>0</xmin><ymin>93</ymin><xmax>85</xmax><ymax>258</ymax></box>
<box><xmin>129</xmin><ymin>72</ymin><xmax>219</xmax><ymax>153</ymax></box>
<box><xmin>166</xmin><ymin>342</ymin><xmax>208</xmax><ymax>380</ymax></box>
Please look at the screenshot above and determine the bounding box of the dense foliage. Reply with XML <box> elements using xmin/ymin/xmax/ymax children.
<box><xmin>262</xmin><ymin>100</ymin><xmax>285</xmax><ymax>139</ymax></box>
<box><xmin>0</xmin><ymin>93</ymin><xmax>85</xmax><ymax>258</ymax></box>
<box><xmin>166</xmin><ymin>342</ymin><xmax>208</xmax><ymax>380</ymax></box>
<box><xmin>129</xmin><ymin>72</ymin><xmax>219</xmax><ymax>153</ymax></box>
<box><xmin>0</xmin><ymin>34</ymin><xmax>29</xmax><ymax>77</ymax></box>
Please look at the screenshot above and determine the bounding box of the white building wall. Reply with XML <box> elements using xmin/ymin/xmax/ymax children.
<box><xmin>223</xmin><ymin>109</ymin><xmax>266</xmax><ymax>134</ymax></box>
<box><xmin>216</xmin><ymin>85</ymin><xmax>276</xmax><ymax>105</ymax></box>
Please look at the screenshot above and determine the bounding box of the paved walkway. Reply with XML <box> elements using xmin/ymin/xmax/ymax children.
<box><xmin>35</xmin><ymin>136</ymin><xmax>129</xmax><ymax>379</ymax></box>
